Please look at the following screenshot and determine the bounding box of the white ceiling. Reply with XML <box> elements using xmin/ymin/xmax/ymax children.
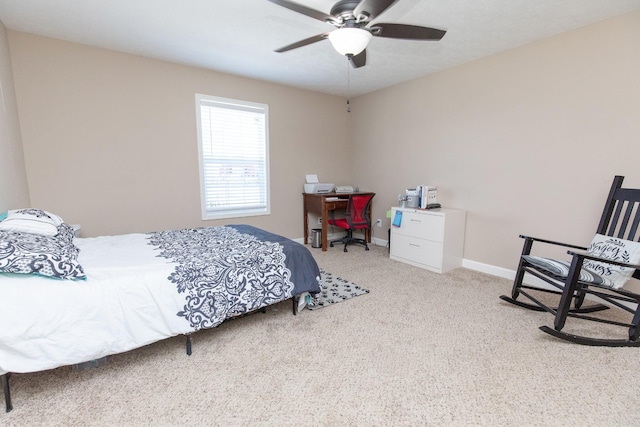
<box><xmin>1</xmin><ymin>0</ymin><xmax>639</xmax><ymax>97</ymax></box>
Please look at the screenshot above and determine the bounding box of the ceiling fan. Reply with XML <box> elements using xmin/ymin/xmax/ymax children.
<box><xmin>268</xmin><ymin>0</ymin><xmax>446</xmax><ymax>68</ymax></box>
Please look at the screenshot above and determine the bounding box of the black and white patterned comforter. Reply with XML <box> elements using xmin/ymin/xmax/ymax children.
<box><xmin>149</xmin><ymin>225</ymin><xmax>321</xmax><ymax>329</ymax></box>
<box><xmin>0</xmin><ymin>225</ymin><xmax>321</xmax><ymax>375</ymax></box>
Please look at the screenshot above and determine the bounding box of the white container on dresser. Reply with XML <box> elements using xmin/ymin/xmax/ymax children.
<box><xmin>390</xmin><ymin>207</ymin><xmax>466</xmax><ymax>274</ymax></box>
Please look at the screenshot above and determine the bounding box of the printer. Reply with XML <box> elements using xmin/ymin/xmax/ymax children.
<box><xmin>405</xmin><ymin>188</ymin><xmax>420</xmax><ymax>208</ymax></box>
<box><xmin>304</xmin><ymin>174</ymin><xmax>334</xmax><ymax>194</ymax></box>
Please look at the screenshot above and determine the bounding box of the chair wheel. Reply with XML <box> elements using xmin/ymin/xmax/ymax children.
<box><xmin>365</xmin><ymin>246</ymin><xmax>370</xmax><ymax>251</ymax></box>
<box><xmin>343</xmin><ymin>247</ymin><xmax>348</xmax><ymax>252</ymax></box>
<box><xmin>330</xmin><ymin>243</ymin><xmax>334</xmax><ymax>247</ymax></box>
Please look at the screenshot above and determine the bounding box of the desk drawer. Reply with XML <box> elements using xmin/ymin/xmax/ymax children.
<box><xmin>325</xmin><ymin>200</ymin><xmax>348</xmax><ymax>211</ymax></box>
<box><xmin>391</xmin><ymin>233</ymin><xmax>443</xmax><ymax>268</ymax></box>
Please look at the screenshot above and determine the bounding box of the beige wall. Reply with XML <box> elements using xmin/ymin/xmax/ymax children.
<box><xmin>352</xmin><ymin>11</ymin><xmax>640</xmax><ymax>277</ymax></box>
<box><xmin>0</xmin><ymin>21</ymin><xmax>29</xmax><ymax>211</ymax></box>
<box><xmin>8</xmin><ymin>32</ymin><xmax>351</xmax><ymax>238</ymax></box>
<box><xmin>4</xmin><ymin>11</ymin><xmax>640</xmax><ymax>282</ymax></box>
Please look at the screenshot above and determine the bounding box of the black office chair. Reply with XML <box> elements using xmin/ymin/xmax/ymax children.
<box><xmin>500</xmin><ymin>176</ymin><xmax>640</xmax><ymax>346</ymax></box>
<box><xmin>328</xmin><ymin>193</ymin><xmax>375</xmax><ymax>252</ymax></box>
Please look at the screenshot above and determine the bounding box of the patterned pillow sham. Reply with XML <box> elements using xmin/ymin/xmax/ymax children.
<box><xmin>0</xmin><ymin>224</ymin><xmax>86</xmax><ymax>280</ymax></box>
<box><xmin>0</xmin><ymin>208</ymin><xmax>64</xmax><ymax>236</ymax></box>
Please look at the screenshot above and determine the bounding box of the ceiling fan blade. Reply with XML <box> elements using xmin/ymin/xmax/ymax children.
<box><xmin>275</xmin><ymin>33</ymin><xmax>330</xmax><ymax>53</ymax></box>
<box><xmin>267</xmin><ymin>0</ymin><xmax>333</xmax><ymax>23</ymax></box>
<box><xmin>370</xmin><ymin>23</ymin><xmax>446</xmax><ymax>40</ymax></box>
<box><xmin>349</xmin><ymin>50</ymin><xmax>366</xmax><ymax>68</ymax></box>
<box><xmin>353</xmin><ymin>0</ymin><xmax>399</xmax><ymax>21</ymax></box>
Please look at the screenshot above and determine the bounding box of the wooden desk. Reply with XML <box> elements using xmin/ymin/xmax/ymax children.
<box><xmin>302</xmin><ymin>192</ymin><xmax>373</xmax><ymax>251</ymax></box>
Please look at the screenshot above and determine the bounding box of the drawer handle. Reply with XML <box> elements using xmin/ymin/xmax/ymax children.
<box><xmin>410</xmin><ymin>219</ymin><xmax>421</xmax><ymax>223</ymax></box>
<box><xmin>409</xmin><ymin>243</ymin><xmax>420</xmax><ymax>247</ymax></box>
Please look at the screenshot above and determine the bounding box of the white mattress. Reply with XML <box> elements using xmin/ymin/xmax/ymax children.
<box><xmin>0</xmin><ymin>233</ymin><xmax>193</xmax><ymax>375</ymax></box>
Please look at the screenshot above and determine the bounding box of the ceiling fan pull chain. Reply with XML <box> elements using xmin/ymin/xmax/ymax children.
<box><xmin>347</xmin><ymin>57</ymin><xmax>351</xmax><ymax>113</ymax></box>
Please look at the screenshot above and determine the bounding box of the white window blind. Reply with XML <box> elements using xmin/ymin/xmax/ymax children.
<box><xmin>196</xmin><ymin>94</ymin><xmax>270</xmax><ymax>220</ymax></box>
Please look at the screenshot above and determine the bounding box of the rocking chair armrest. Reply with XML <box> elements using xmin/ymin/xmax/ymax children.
<box><xmin>566</xmin><ymin>250</ymin><xmax>640</xmax><ymax>270</ymax></box>
<box><xmin>519</xmin><ymin>234</ymin><xmax>588</xmax><ymax>251</ymax></box>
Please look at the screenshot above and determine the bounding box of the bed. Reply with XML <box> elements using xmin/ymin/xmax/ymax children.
<box><xmin>0</xmin><ymin>209</ymin><xmax>321</xmax><ymax>412</ymax></box>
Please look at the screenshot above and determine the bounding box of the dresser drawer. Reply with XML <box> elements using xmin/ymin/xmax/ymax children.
<box><xmin>394</xmin><ymin>211</ymin><xmax>444</xmax><ymax>242</ymax></box>
<box><xmin>390</xmin><ymin>233</ymin><xmax>443</xmax><ymax>269</ymax></box>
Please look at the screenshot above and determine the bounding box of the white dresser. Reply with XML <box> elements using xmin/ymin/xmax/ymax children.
<box><xmin>390</xmin><ymin>207</ymin><xmax>466</xmax><ymax>274</ymax></box>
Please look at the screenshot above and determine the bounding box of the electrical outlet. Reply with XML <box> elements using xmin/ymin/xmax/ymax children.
<box><xmin>376</xmin><ymin>219</ymin><xmax>382</xmax><ymax>227</ymax></box>
<box><xmin>318</xmin><ymin>218</ymin><xmax>322</xmax><ymax>225</ymax></box>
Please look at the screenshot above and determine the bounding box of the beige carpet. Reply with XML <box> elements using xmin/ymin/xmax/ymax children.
<box><xmin>3</xmin><ymin>243</ymin><xmax>640</xmax><ymax>426</ymax></box>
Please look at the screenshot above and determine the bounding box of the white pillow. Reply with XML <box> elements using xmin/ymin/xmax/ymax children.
<box><xmin>0</xmin><ymin>208</ymin><xmax>64</xmax><ymax>236</ymax></box>
<box><xmin>583</xmin><ymin>233</ymin><xmax>640</xmax><ymax>289</ymax></box>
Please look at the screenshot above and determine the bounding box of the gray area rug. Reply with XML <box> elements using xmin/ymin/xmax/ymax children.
<box><xmin>307</xmin><ymin>268</ymin><xmax>369</xmax><ymax>310</ymax></box>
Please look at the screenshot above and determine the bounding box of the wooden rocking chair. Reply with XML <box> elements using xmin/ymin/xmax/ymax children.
<box><xmin>500</xmin><ymin>175</ymin><xmax>640</xmax><ymax>346</ymax></box>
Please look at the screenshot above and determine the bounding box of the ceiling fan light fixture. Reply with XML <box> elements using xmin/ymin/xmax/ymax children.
<box><xmin>328</xmin><ymin>27</ymin><xmax>372</xmax><ymax>56</ymax></box>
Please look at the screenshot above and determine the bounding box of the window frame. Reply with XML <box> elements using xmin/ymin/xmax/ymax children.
<box><xmin>195</xmin><ymin>94</ymin><xmax>271</xmax><ymax>220</ymax></box>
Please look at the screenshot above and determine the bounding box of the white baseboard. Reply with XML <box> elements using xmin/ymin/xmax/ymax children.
<box><xmin>297</xmin><ymin>234</ymin><xmax>549</xmax><ymax>288</ymax></box>
<box><xmin>293</xmin><ymin>231</ymin><xmax>346</xmax><ymax>245</ymax></box>
<box><xmin>462</xmin><ymin>259</ymin><xmax>516</xmax><ymax>281</ymax></box>
<box><xmin>462</xmin><ymin>258</ymin><xmax>555</xmax><ymax>290</ymax></box>
<box><xmin>372</xmin><ymin>236</ymin><xmax>388</xmax><ymax>247</ymax></box>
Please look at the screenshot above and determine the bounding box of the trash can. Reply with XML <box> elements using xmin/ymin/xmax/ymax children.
<box><xmin>311</xmin><ymin>228</ymin><xmax>322</xmax><ymax>248</ymax></box>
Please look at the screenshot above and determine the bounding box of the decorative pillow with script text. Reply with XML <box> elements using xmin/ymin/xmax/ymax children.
<box><xmin>583</xmin><ymin>234</ymin><xmax>640</xmax><ymax>289</ymax></box>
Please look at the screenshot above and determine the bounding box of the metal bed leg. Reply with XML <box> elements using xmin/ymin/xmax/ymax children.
<box><xmin>185</xmin><ymin>334</ymin><xmax>192</xmax><ymax>356</ymax></box>
<box><xmin>2</xmin><ymin>373</ymin><xmax>12</xmax><ymax>412</ymax></box>
<box><xmin>292</xmin><ymin>297</ymin><xmax>298</xmax><ymax>315</ymax></box>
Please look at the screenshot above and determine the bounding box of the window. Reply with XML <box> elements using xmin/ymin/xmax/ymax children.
<box><xmin>195</xmin><ymin>94</ymin><xmax>270</xmax><ymax>220</ymax></box>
